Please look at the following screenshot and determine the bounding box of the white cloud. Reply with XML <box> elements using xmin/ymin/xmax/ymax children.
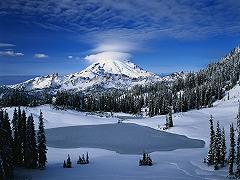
<box><xmin>15</xmin><ymin>52</ymin><xmax>24</xmax><ymax>56</ymax></box>
<box><xmin>84</xmin><ymin>51</ymin><xmax>131</xmax><ymax>63</ymax></box>
<box><xmin>3</xmin><ymin>0</ymin><xmax>240</xmax><ymax>40</ymax></box>
<box><xmin>68</xmin><ymin>55</ymin><xmax>73</xmax><ymax>59</ymax></box>
<box><xmin>0</xmin><ymin>43</ymin><xmax>15</xmax><ymax>47</ymax></box>
<box><xmin>0</xmin><ymin>50</ymin><xmax>24</xmax><ymax>56</ymax></box>
<box><xmin>34</xmin><ymin>53</ymin><xmax>49</xmax><ymax>58</ymax></box>
<box><xmin>92</xmin><ymin>40</ymin><xmax>140</xmax><ymax>53</ymax></box>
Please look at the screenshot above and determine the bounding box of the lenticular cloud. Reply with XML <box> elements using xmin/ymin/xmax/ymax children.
<box><xmin>84</xmin><ymin>51</ymin><xmax>132</xmax><ymax>63</ymax></box>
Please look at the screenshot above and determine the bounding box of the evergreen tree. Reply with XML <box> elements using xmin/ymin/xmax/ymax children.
<box><xmin>0</xmin><ymin>110</ymin><xmax>13</xmax><ymax>179</ymax></box>
<box><xmin>165</xmin><ymin>114</ymin><xmax>169</xmax><ymax>128</ymax></box>
<box><xmin>12</xmin><ymin>108</ymin><xmax>18</xmax><ymax>165</ymax></box>
<box><xmin>168</xmin><ymin>107</ymin><xmax>173</xmax><ymax>127</ymax></box>
<box><xmin>21</xmin><ymin>110</ymin><xmax>27</xmax><ymax>165</ymax></box>
<box><xmin>14</xmin><ymin>107</ymin><xmax>23</xmax><ymax>165</ymax></box>
<box><xmin>229</xmin><ymin>124</ymin><xmax>235</xmax><ymax>176</ymax></box>
<box><xmin>66</xmin><ymin>154</ymin><xmax>72</xmax><ymax>168</ymax></box>
<box><xmin>37</xmin><ymin>111</ymin><xmax>47</xmax><ymax>169</ymax></box>
<box><xmin>25</xmin><ymin>114</ymin><xmax>38</xmax><ymax>168</ymax></box>
<box><xmin>236</xmin><ymin>125</ymin><xmax>240</xmax><ymax>177</ymax></box>
<box><xmin>214</xmin><ymin>121</ymin><xmax>221</xmax><ymax>170</ymax></box>
<box><xmin>220</xmin><ymin>127</ymin><xmax>226</xmax><ymax>167</ymax></box>
<box><xmin>207</xmin><ymin>115</ymin><xmax>215</xmax><ymax>165</ymax></box>
<box><xmin>237</xmin><ymin>102</ymin><xmax>240</xmax><ymax>132</ymax></box>
<box><xmin>86</xmin><ymin>152</ymin><xmax>89</xmax><ymax>164</ymax></box>
<box><xmin>11</xmin><ymin>108</ymin><xmax>17</xmax><ymax>134</ymax></box>
<box><xmin>63</xmin><ymin>160</ymin><xmax>66</xmax><ymax>168</ymax></box>
<box><xmin>2</xmin><ymin>111</ymin><xmax>13</xmax><ymax>140</ymax></box>
<box><xmin>0</xmin><ymin>157</ymin><xmax>4</xmax><ymax>180</ymax></box>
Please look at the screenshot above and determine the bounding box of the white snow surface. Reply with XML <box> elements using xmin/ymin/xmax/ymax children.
<box><xmin>80</xmin><ymin>57</ymin><xmax>154</xmax><ymax>79</ymax></box>
<box><xmin>9</xmin><ymin>57</ymin><xmax>162</xmax><ymax>91</ymax></box>
<box><xmin>11</xmin><ymin>84</ymin><xmax>240</xmax><ymax>179</ymax></box>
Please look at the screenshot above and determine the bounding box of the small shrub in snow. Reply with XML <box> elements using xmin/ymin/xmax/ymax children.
<box><xmin>77</xmin><ymin>153</ymin><xmax>89</xmax><ymax>165</ymax></box>
<box><xmin>139</xmin><ymin>152</ymin><xmax>152</xmax><ymax>166</ymax></box>
<box><xmin>63</xmin><ymin>155</ymin><xmax>72</xmax><ymax>168</ymax></box>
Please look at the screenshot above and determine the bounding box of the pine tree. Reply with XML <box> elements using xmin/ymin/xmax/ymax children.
<box><xmin>66</xmin><ymin>154</ymin><xmax>72</xmax><ymax>168</ymax></box>
<box><xmin>2</xmin><ymin>111</ymin><xmax>13</xmax><ymax>140</ymax></box>
<box><xmin>15</xmin><ymin>107</ymin><xmax>23</xmax><ymax>165</ymax></box>
<box><xmin>86</xmin><ymin>152</ymin><xmax>89</xmax><ymax>164</ymax></box>
<box><xmin>207</xmin><ymin>115</ymin><xmax>215</xmax><ymax>165</ymax></box>
<box><xmin>0</xmin><ymin>110</ymin><xmax>13</xmax><ymax>179</ymax></box>
<box><xmin>63</xmin><ymin>160</ymin><xmax>66</xmax><ymax>168</ymax></box>
<box><xmin>12</xmin><ymin>108</ymin><xmax>18</xmax><ymax>165</ymax></box>
<box><xmin>168</xmin><ymin>107</ymin><xmax>173</xmax><ymax>127</ymax></box>
<box><xmin>220</xmin><ymin>127</ymin><xmax>226</xmax><ymax>167</ymax></box>
<box><xmin>25</xmin><ymin>114</ymin><xmax>38</xmax><ymax>168</ymax></box>
<box><xmin>11</xmin><ymin>108</ymin><xmax>17</xmax><ymax>134</ymax></box>
<box><xmin>165</xmin><ymin>114</ymin><xmax>169</xmax><ymax>128</ymax></box>
<box><xmin>0</xmin><ymin>157</ymin><xmax>4</xmax><ymax>180</ymax></box>
<box><xmin>236</xmin><ymin>125</ymin><xmax>240</xmax><ymax>177</ymax></box>
<box><xmin>229</xmin><ymin>124</ymin><xmax>235</xmax><ymax>176</ymax></box>
<box><xmin>37</xmin><ymin>111</ymin><xmax>47</xmax><ymax>169</ymax></box>
<box><xmin>0</xmin><ymin>109</ymin><xmax>3</xmax><ymax>122</ymax></box>
<box><xmin>237</xmin><ymin>102</ymin><xmax>240</xmax><ymax>132</ymax></box>
<box><xmin>21</xmin><ymin>110</ymin><xmax>27</xmax><ymax>164</ymax></box>
<box><xmin>214</xmin><ymin>121</ymin><xmax>221</xmax><ymax>170</ymax></box>
<box><xmin>2</xmin><ymin>111</ymin><xmax>13</xmax><ymax>176</ymax></box>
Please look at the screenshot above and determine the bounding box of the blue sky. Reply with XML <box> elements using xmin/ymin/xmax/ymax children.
<box><xmin>0</xmin><ymin>0</ymin><xmax>240</xmax><ymax>76</ymax></box>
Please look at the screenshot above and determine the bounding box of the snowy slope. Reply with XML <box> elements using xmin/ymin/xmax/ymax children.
<box><xmin>78</xmin><ymin>58</ymin><xmax>154</xmax><ymax>79</ymax></box>
<box><xmin>9</xmin><ymin>56</ymin><xmax>162</xmax><ymax>92</ymax></box>
<box><xmin>12</xmin><ymin>85</ymin><xmax>240</xmax><ymax>180</ymax></box>
<box><xmin>12</xmin><ymin>73</ymin><xmax>61</xmax><ymax>91</ymax></box>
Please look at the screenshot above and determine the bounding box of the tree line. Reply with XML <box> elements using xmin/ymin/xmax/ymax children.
<box><xmin>1</xmin><ymin>47</ymin><xmax>239</xmax><ymax>117</ymax></box>
<box><xmin>206</xmin><ymin>103</ymin><xmax>240</xmax><ymax>178</ymax></box>
<box><xmin>0</xmin><ymin>107</ymin><xmax>47</xmax><ymax>179</ymax></box>
<box><xmin>52</xmin><ymin>47</ymin><xmax>240</xmax><ymax>116</ymax></box>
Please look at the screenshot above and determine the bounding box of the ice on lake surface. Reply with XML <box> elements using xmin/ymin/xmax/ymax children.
<box><xmin>45</xmin><ymin>123</ymin><xmax>204</xmax><ymax>154</ymax></box>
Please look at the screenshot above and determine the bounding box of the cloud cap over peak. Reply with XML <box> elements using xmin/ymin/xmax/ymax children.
<box><xmin>84</xmin><ymin>51</ymin><xmax>132</xmax><ymax>63</ymax></box>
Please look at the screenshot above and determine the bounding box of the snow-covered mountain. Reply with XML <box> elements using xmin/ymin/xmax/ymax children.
<box><xmin>77</xmin><ymin>58</ymin><xmax>155</xmax><ymax>79</ymax></box>
<box><xmin>9</xmin><ymin>55</ymin><xmax>163</xmax><ymax>92</ymax></box>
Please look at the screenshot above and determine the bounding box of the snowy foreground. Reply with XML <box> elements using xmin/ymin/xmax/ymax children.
<box><xmin>6</xmin><ymin>86</ymin><xmax>240</xmax><ymax>179</ymax></box>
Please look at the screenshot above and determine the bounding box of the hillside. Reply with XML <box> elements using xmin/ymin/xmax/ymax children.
<box><xmin>9</xmin><ymin>83</ymin><xmax>240</xmax><ymax>180</ymax></box>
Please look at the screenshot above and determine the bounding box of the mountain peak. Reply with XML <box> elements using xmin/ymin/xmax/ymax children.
<box><xmin>8</xmin><ymin>52</ymin><xmax>161</xmax><ymax>92</ymax></box>
<box><xmin>80</xmin><ymin>52</ymin><xmax>155</xmax><ymax>79</ymax></box>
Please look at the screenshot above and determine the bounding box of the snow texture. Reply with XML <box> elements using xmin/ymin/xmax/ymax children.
<box><xmin>8</xmin><ymin>56</ymin><xmax>184</xmax><ymax>92</ymax></box>
<box><xmin>12</xmin><ymin>84</ymin><xmax>240</xmax><ymax>179</ymax></box>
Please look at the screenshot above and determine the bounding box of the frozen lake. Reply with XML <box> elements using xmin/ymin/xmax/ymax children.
<box><xmin>45</xmin><ymin>123</ymin><xmax>205</xmax><ymax>154</ymax></box>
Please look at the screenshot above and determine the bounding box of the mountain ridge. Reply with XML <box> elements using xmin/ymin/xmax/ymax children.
<box><xmin>8</xmin><ymin>56</ymin><xmax>164</xmax><ymax>92</ymax></box>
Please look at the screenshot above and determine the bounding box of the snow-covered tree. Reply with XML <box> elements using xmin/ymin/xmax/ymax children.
<box><xmin>37</xmin><ymin>111</ymin><xmax>47</xmax><ymax>169</ymax></box>
<box><xmin>220</xmin><ymin>127</ymin><xmax>226</xmax><ymax>167</ymax></box>
<box><xmin>25</xmin><ymin>114</ymin><xmax>38</xmax><ymax>168</ymax></box>
<box><xmin>237</xmin><ymin>102</ymin><xmax>240</xmax><ymax>132</ymax></box>
<box><xmin>214</xmin><ymin>121</ymin><xmax>221</xmax><ymax>170</ymax></box>
<box><xmin>168</xmin><ymin>107</ymin><xmax>173</xmax><ymax>127</ymax></box>
<box><xmin>236</xmin><ymin>124</ymin><xmax>240</xmax><ymax>177</ymax></box>
<box><xmin>229</xmin><ymin>124</ymin><xmax>235</xmax><ymax>176</ymax></box>
<box><xmin>207</xmin><ymin>115</ymin><xmax>215</xmax><ymax>165</ymax></box>
<box><xmin>66</xmin><ymin>155</ymin><xmax>72</xmax><ymax>168</ymax></box>
<box><xmin>0</xmin><ymin>110</ymin><xmax>13</xmax><ymax>179</ymax></box>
